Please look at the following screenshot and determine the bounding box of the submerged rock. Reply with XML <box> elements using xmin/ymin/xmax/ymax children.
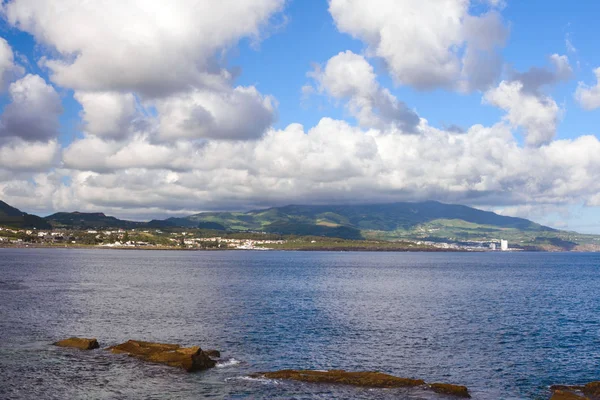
<box><xmin>53</xmin><ymin>337</ymin><xmax>99</xmax><ymax>350</ymax></box>
<box><xmin>253</xmin><ymin>369</ymin><xmax>425</xmax><ymax>388</ymax></box>
<box><xmin>108</xmin><ymin>340</ymin><xmax>216</xmax><ymax>372</ymax></box>
<box><xmin>252</xmin><ymin>369</ymin><xmax>472</xmax><ymax>397</ymax></box>
<box><xmin>584</xmin><ymin>382</ymin><xmax>600</xmax><ymax>398</ymax></box>
<box><xmin>549</xmin><ymin>382</ymin><xmax>600</xmax><ymax>400</ymax></box>
<box><xmin>550</xmin><ymin>390</ymin><xmax>589</xmax><ymax>400</ymax></box>
<box><xmin>430</xmin><ymin>383</ymin><xmax>471</xmax><ymax>398</ymax></box>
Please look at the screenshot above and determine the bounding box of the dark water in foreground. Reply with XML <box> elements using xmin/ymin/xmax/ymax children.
<box><xmin>0</xmin><ymin>249</ymin><xmax>599</xmax><ymax>399</ymax></box>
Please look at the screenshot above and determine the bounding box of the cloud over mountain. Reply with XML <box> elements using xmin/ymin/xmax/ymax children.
<box><xmin>0</xmin><ymin>1</ymin><xmax>598</xmax><ymax>232</ymax></box>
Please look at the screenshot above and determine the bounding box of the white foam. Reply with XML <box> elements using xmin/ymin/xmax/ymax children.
<box><xmin>226</xmin><ymin>376</ymin><xmax>280</xmax><ymax>385</ymax></box>
<box><xmin>216</xmin><ymin>358</ymin><xmax>241</xmax><ymax>368</ymax></box>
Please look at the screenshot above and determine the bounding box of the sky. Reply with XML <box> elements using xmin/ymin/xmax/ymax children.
<box><xmin>0</xmin><ymin>0</ymin><xmax>600</xmax><ymax>233</ymax></box>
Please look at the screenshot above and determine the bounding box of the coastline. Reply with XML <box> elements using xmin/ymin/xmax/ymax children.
<box><xmin>0</xmin><ymin>243</ymin><xmax>536</xmax><ymax>252</ymax></box>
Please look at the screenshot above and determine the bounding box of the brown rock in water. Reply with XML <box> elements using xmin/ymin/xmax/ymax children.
<box><xmin>108</xmin><ymin>340</ymin><xmax>216</xmax><ymax>372</ymax></box>
<box><xmin>549</xmin><ymin>382</ymin><xmax>600</xmax><ymax>400</ymax></box>
<box><xmin>584</xmin><ymin>382</ymin><xmax>600</xmax><ymax>398</ymax></box>
<box><xmin>204</xmin><ymin>349</ymin><xmax>221</xmax><ymax>358</ymax></box>
<box><xmin>254</xmin><ymin>369</ymin><xmax>425</xmax><ymax>388</ymax></box>
<box><xmin>53</xmin><ymin>337</ymin><xmax>99</xmax><ymax>350</ymax></box>
<box><xmin>430</xmin><ymin>382</ymin><xmax>471</xmax><ymax>398</ymax></box>
<box><xmin>550</xmin><ymin>389</ymin><xmax>589</xmax><ymax>400</ymax></box>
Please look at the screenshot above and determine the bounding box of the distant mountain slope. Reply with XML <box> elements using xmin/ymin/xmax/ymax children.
<box><xmin>0</xmin><ymin>200</ymin><xmax>51</xmax><ymax>229</ymax></box>
<box><xmin>45</xmin><ymin>212</ymin><xmax>144</xmax><ymax>229</ymax></box>
<box><xmin>0</xmin><ymin>199</ymin><xmax>561</xmax><ymax>243</ymax></box>
<box><xmin>173</xmin><ymin>201</ymin><xmax>553</xmax><ymax>239</ymax></box>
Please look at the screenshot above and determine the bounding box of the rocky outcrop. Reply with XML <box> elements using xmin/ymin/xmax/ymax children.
<box><xmin>204</xmin><ymin>349</ymin><xmax>221</xmax><ymax>358</ymax></box>
<box><xmin>252</xmin><ymin>369</ymin><xmax>471</xmax><ymax>397</ymax></box>
<box><xmin>253</xmin><ymin>369</ymin><xmax>425</xmax><ymax>388</ymax></box>
<box><xmin>53</xmin><ymin>337</ymin><xmax>99</xmax><ymax>350</ymax></box>
<box><xmin>108</xmin><ymin>340</ymin><xmax>216</xmax><ymax>372</ymax></box>
<box><xmin>549</xmin><ymin>382</ymin><xmax>600</xmax><ymax>400</ymax></box>
<box><xmin>584</xmin><ymin>382</ymin><xmax>600</xmax><ymax>398</ymax></box>
<box><xmin>430</xmin><ymin>383</ymin><xmax>471</xmax><ymax>398</ymax></box>
<box><xmin>550</xmin><ymin>389</ymin><xmax>589</xmax><ymax>400</ymax></box>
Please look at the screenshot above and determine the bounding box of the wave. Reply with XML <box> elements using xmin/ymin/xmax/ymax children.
<box><xmin>216</xmin><ymin>358</ymin><xmax>241</xmax><ymax>368</ymax></box>
<box><xmin>226</xmin><ymin>376</ymin><xmax>281</xmax><ymax>385</ymax></box>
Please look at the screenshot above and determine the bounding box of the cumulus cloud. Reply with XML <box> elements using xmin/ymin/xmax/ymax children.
<box><xmin>575</xmin><ymin>67</ymin><xmax>600</xmax><ymax>110</ymax></box>
<box><xmin>329</xmin><ymin>0</ymin><xmax>508</xmax><ymax>91</ymax></box>
<box><xmin>0</xmin><ymin>138</ymin><xmax>59</xmax><ymax>171</ymax></box>
<box><xmin>74</xmin><ymin>91</ymin><xmax>141</xmax><ymax>140</ymax></box>
<box><xmin>35</xmin><ymin>117</ymin><xmax>597</xmax><ymax>217</ymax></box>
<box><xmin>0</xmin><ymin>74</ymin><xmax>63</xmax><ymax>142</ymax></box>
<box><xmin>484</xmin><ymin>55</ymin><xmax>572</xmax><ymax>147</ymax></box>
<box><xmin>0</xmin><ymin>37</ymin><xmax>23</xmax><ymax>89</ymax></box>
<box><xmin>309</xmin><ymin>51</ymin><xmax>420</xmax><ymax>132</ymax></box>
<box><xmin>155</xmin><ymin>86</ymin><xmax>276</xmax><ymax>141</ymax></box>
<box><xmin>1</xmin><ymin>1</ymin><xmax>600</xmax><ymax>227</ymax></box>
<box><xmin>511</xmin><ymin>54</ymin><xmax>573</xmax><ymax>93</ymax></box>
<box><xmin>483</xmin><ymin>81</ymin><xmax>560</xmax><ymax>147</ymax></box>
<box><xmin>3</xmin><ymin>0</ymin><xmax>282</xmax><ymax>141</ymax></box>
<box><xmin>2</xmin><ymin>0</ymin><xmax>285</xmax><ymax>97</ymax></box>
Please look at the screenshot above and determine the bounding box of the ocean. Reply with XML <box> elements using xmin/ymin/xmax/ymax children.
<box><xmin>0</xmin><ymin>249</ymin><xmax>598</xmax><ymax>399</ymax></box>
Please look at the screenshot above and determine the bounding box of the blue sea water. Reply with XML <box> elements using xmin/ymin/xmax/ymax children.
<box><xmin>0</xmin><ymin>249</ymin><xmax>599</xmax><ymax>399</ymax></box>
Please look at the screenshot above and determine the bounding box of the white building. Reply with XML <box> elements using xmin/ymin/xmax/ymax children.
<box><xmin>489</xmin><ymin>243</ymin><xmax>496</xmax><ymax>251</ymax></box>
<box><xmin>500</xmin><ymin>239</ymin><xmax>508</xmax><ymax>251</ymax></box>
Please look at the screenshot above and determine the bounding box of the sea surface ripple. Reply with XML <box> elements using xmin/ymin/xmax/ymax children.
<box><xmin>0</xmin><ymin>249</ymin><xmax>599</xmax><ymax>399</ymax></box>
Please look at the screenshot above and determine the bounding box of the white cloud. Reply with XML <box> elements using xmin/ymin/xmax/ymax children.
<box><xmin>0</xmin><ymin>138</ymin><xmax>59</xmax><ymax>170</ymax></box>
<box><xmin>0</xmin><ymin>74</ymin><xmax>63</xmax><ymax>141</ymax></box>
<box><xmin>34</xmin><ymin>117</ymin><xmax>599</xmax><ymax>218</ymax></box>
<box><xmin>1</xmin><ymin>1</ymin><xmax>600</xmax><ymax>229</ymax></box>
<box><xmin>309</xmin><ymin>51</ymin><xmax>420</xmax><ymax>132</ymax></box>
<box><xmin>575</xmin><ymin>67</ymin><xmax>600</xmax><ymax>110</ymax></box>
<box><xmin>3</xmin><ymin>0</ymin><xmax>285</xmax><ymax>97</ymax></box>
<box><xmin>155</xmin><ymin>85</ymin><xmax>276</xmax><ymax>141</ymax></box>
<box><xmin>483</xmin><ymin>55</ymin><xmax>573</xmax><ymax>147</ymax></box>
<box><xmin>3</xmin><ymin>0</ymin><xmax>283</xmax><ymax>142</ymax></box>
<box><xmin>74</xmin><ymin>91</ymin><xmax>140</xmax><ymax>140</ymax></box>
<box><xmin>483</xmin><ymin>80</ymin><xmax>561</xmax><ymax>147</ymax></box>
<box><xmin>0</xmin><ymin>37</ymin><xmax>23</xmax><ymax>89</ymax></box>
<box><xmin>511</xmin><ymin>54</ymin><xmax>573</xmax><ymax>93</ymax></box>
<box><xmin>328</xmin><ymin>0</ymin><xmax>508</xmax><ymax>91</ymax></box>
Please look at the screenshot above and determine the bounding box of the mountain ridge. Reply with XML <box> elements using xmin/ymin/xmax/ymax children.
<box><xmin>1</xmin><ymin>199</ymin><xmax>555</xmax><ymax>234</ymax></box>
<box><xmin>2</xmin><ymin>199</ymin><xmax>595</xmax><ymax>251</ymax></box>
<box><xmin>0</xmin><ymin>200</ymin><xmax>52</xmax><ymax>229</ymax></box>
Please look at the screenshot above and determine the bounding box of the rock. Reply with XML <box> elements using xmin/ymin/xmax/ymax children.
<box><xmin>549</xmin><ymin>382</ymin><xmax>600</xmax><ymax>400</ymax></box>
<box><xmin>253</xmin><ymin>369</ymin><xmax>425</xmax><ymax>388</ymax></box>
<box><xmin>204</xmin><ymin>349</ymin><xmax>221</xmax><ymax>358</ymax></box>
<box><xmin>430</xmin><ymin>383</ymin><xmax>471</xmax><ymax>398</ymax></box>
<box><xmin>584</xmin><ymin>382</ymin><xmax>600</xmax><ymax>397</ymax></box>
<box><xmin>550</xmin><ymin>389</ymin><xmax>589</xmax><ymax>400</ymax></box>
<box><xmin>108</xmin><ymin>340</ymin><xmax>216</xmax><ymax>372</ymax></box>
<box><xmin>53</xmin><ymin>337</ymin><xmax>99</xmax><ymax>350</ymax></box>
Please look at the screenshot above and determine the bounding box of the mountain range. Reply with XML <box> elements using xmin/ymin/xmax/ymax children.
<box><xmin>2</xmin><ymin>199</ymin><xmax>597</xmax><ymax>250</ymax></box>
<box><xmin>0</xmin><ymin>200</ymin><xmax>51</xmax><ymax>230</ymax></box>
<box><xmin>0</xmin><ymin>199</ymin><xmax>556</xmax><ymax>234</ymax></box>
<box><xmin>24</xmin><ymin>200</ymin><xmax>547</xmax><ymax>234</ymax></box>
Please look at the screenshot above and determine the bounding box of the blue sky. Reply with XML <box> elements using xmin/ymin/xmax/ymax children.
<box><xmin>0</xmin><ymin>0</ymin><xmax>600</xmax><ymax>233</ymax></box>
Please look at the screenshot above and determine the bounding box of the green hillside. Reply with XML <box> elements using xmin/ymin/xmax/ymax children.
<box><xmin>0</xmin><ymin>200</ymin><xmax>51</xmax><ymax>229</ymax></box>
<box><xmin>171</xmin><ymin>201</ymin><xmax>552</xmax><ymax>240</ymax></box>
<box><xmin>44</xmin><ymin>212</ymin><xmax>144</xmax><ymax>229</ymax></box>
<box><xmin>3</xmin><ymin>199</ymin><xmax>598</xmax><ymax>251</ymax></box>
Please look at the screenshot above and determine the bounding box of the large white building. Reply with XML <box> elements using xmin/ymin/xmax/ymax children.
<box><xmin>500</xmin><ymin>239</ymin><xmax>508</xmax><ymax>251</ymax></box>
